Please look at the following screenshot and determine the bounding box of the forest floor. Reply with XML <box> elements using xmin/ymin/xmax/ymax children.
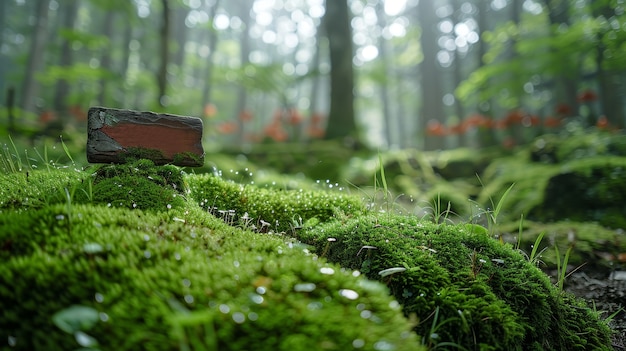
<box><xmin>553</xmin><ymin>267</ymin><xmax>626</xmax><ymax>350</ymax></box>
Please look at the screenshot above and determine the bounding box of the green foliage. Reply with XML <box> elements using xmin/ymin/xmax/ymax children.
<box><xmin>0</xmin><ymin>202</ymin><xmax>420</xmax><ymax>351</ymax></box>
<box><xmin>296</xmin><ymin>214</ymin><xmax>613</xmax><ymax>350</ymax></box>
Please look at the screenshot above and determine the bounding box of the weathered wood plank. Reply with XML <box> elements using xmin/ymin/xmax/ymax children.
<box><xmin>87</xmin><ymin>106</ymin><xmax>204</xmax><ymax>167</ymax></box>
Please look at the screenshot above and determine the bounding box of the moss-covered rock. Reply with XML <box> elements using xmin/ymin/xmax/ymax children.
<box><xmin>296</xmin><ymin>215</ymin><xmax>613</xmax><ymax>351</ymax></box>
<box><xmin>0</xmin><ymin>203</ymin><xmax>420</xmax><ymax>350</ymax></box>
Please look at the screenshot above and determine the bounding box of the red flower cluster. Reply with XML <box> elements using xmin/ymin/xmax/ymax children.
<box><xmin>214</xmin><ymin>108</ymin><xmax>327</xmax><ymax>143</ymax></box>
<box><xmin>426</xmin><ymin>110</ymin><xmax>552</xmax><ymax>137</ymax></box>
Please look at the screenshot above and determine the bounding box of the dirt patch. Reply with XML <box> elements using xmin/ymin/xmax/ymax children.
<box><xmin>552</xmin><ymin>268</ymin><xmax>626</xmax><ymax>350</ymax></box>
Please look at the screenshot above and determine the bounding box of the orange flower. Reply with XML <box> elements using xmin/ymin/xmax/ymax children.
<box><xmin>555</xmin><ymin>103</ymin><xmax>572</xmax><ymax>116</ymax></box>
<box><xmin>307</xmin><ymin>126</ymin><xmax>325</xmax><ymax>138</ymax></box>
<box><xmin>504</xmin><ymin>110</ymin><xmax>525</xmax><ymax>125</ymax></box>
<box><xmin>203</xmin><ymin>103</ymin><xmax>218</xmax><ymax>118</ymax></box>
<box><xmin>463</xmin><ymin>114</ymin><xmax>490</xmax><ymax>128</ymax></box>
<box><xmin>596</xmin><ymin>115</ymin><xmax>609</xmax><ymax>129</ymax></box>
<box><xmin>239</xmin><ymin>109</ymin><xmax>253</xmax><ymax>122</ymax></box>
<box><xmin>522</xmin><ymin>115</ymin><xmax>540</xmax><ymax>127</ymax></box>
<box><xmin>216</xmin><ymin>121</ymin><xmax>238</xmax><ymax>134</ymax></box>
<box><xmin>264</xmin><ymin>121</ymin><xmax>288</xmax><ymax>142</ymax></box>
<box><xmin>543</xmin><ymin>116</ymin><xmax>561</xmax><ymax>128</ymax></box>
<box><xmin>287</xmin><ymin>108</ymin><xmax>303</xmax><ymax>125</ymax></box>
<box><xmin>70</xmin><ymin>105</ymin><xmax>86</xmax><ymax>121</ymax></box>
<box><xmin>39</xmin><ymin>110</ymin><xmax>56</xmax><ymax>123</ymax></box>
<box><xmin>577</xmin><ymin>90</ymin><xmax>597</xmax><ymax>103</ymax></box>
<box><xmin>310</xmin><ymin>112</ymin><xmax>325</xmax><ymax>125</ymax></box>
<box><xmin>426</xmin><ymin>120</ymin><xmax>448</xmax><ymax>136</ymax></box>
<box><xmin>450</xmin><ymin>123</ymin><xmax>467</xmax><ymax>135</ymax></box>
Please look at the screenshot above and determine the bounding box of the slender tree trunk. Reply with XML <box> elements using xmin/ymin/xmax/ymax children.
<box><xmin>119</xmin><ymin>21</ymin><xmax>133</xmax><ymax>106</ymax></box>
<box><xmin>157</xmin><ymin>0</ymin><xmax>171</xmax><ymax>108</ymax></box>
<box><xmin>323</xmin><ymin>0</ymin><xmax>356</xmax><ymax>143</ymax></box>
<box><xmin>21</xmin><ymin>0</ymin><xmax>51</xmax><ymax>114</ymax></box>
<box><xmin>418</xmin><ymin>0</ymin><xmax>445</xmax><ymax>150</ymax></box>
<box><xmin>173</xmin><ymin>5</ymin><xmax>188</xmax><ymax>69</ymax></box>
<box><xmin>543</xmin><ymin>0</ymin><xmax>579</xmax><ymax>117</ymax></box>
<box><xmin>201</xmin><ymin>0</ymin><xmax>221</xmax><ymax>114</ymax></box>
<box><xmin>0</xmin><ymin>0</ymin><xmax>7</xmax><ymax>103</ymax></box>
<box><xmin>53</xmin><ymin>0</ymin><xmax>79</xmax><ymax>123</ymax></box>
<box><xmin>475</xmin><ymin>0</ymin><xmax>496</xmax><ymax>147</ymax></box>
<box><xmin>592</xmin><ymin>4</ymin><xmax>624</xmax><ymax>128</ymax></box>
<box><xmin>235</xmin><ymin>0</ymin><xmax>251</xmax><ymax>144</ymax></box>
<box><xmin>98</xmin><ymin>11</ymin><xmax>115</xmax><ymax>106</ymax></box>
<box><xmin>376</xmin><ymin>1</ymin><xmax>395</xmax><ymax>149</ymax></box>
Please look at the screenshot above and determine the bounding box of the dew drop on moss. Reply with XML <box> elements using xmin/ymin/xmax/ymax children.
<box><xmin>144</xmin><ymin>250</ymin><xmax>151</xmax><ymax>259</ymax></box>
<box><xmin>256</xmin><ymin>287</ymin><xmax>267</xmax><ymax>295</ymax></box>
<box><xmin>352</xmin><ymin>339</ymin><xmax>365</xmax><ymax>348</ymax></box>
<box><xmin>94</xmin><ymin>293</ymin><xmax>104</xmax><ymax>303</ymax></box>
<box><xmin>182</xmin><ymin>279</ymin><xmax>191</xmax><ymax>287</ymax></box>
<box><xmin>184</xmin><ymin>295</ymin><xmax>194</xmax><ymax>304</ymax></box>
<box><xmin>320</xmin><ymin>267</ymin><xmax>335</xmax><ymax>275</ymax></box>
<box><xmin>294</xmin><ymin>283</ymin><xmax>316</xmax><ymax>292</ymax></box>
<box><xmin>219</xmin><ymin>304</ymin><xmax>230</xmax><ymax>314</ymax></box>
<box><xmin>373</xmin><ymin>340</ymin><xmax>394</xmax><ymax>350</ymax></box>
<box><xmin>248</xmin><ymin>312</ymin><xmax>258</xmax><ymax>321</ymax></box>
<box><xmin>174</xmin><ymin>252</ymin><xmax>181</xmax><ymax>261</ymax></box>
<box><xmin>307</xmin><ymin>302</ymin><xmax>323</xmax><ymax>310</ymax></box>
<box><xmin>249</xmin><ymin>294</ymin><xmax>264</xmax><ymax>304</ymax></box>
<box><xmin>339</xmin><ymin>289</ymin><xmax>359</xmax><ymax>300</ymax></box>
<box><xmin>232</xmin><ymin>312</ymin><xmax>245</xmax><ymax>324</ymax></box>
<box><xmin>99</xmin><ymin>312</ymin><xmax>109</xmax><ymax>322</ymax></box>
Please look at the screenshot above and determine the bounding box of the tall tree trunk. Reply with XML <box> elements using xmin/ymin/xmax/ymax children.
<box><xmin>0</xmin><ymin>0</ymin><xmax>7</xmax><ymax>103</ymax></box>
<box><xmin>21</xmin><ymin>0</ymin><xmax>51</xmax><ymax>114</ymax></box>
<box><xmin>53</xmin><ymin>0</ymin><xmax>79</xmax><ymax>124</ymax></box>
<box><xmin>98</xmin><ymin>11</ymin><xmax>115</xmax><ymax>106</ymax></box>
<box><xmin>418</xmin><ymin>0</ymin><xmax>445</xmax><ymax>150</ymax></box>
<box><xmin>157</xmin><ymin>0</ymin><xmax>171</xmax><ymax>108</ymax></box>
<box><xmin>592</xmin><ymin>4</ymin><xmax>624</xmax><ymax>128</ymax></box>
<box><xmin>201</xmin><ymin>0</ymin><xmax>221</xmax><ymax>115</ymax></box>
<box><xmin>475</xmin><ymin>0</ymin><xmax>496</xmax><ymax>147</ymax></box>
<box><xmin>543</xmin><ymin>0</ymin><xmax>579</xmax><ymax>117</ymax></box>
<box><xmin>235</xmin><ymin>0</ymin><xmax>251</xmax><ymax>144</ymax></box>
<box><xmin>173</xmin><ymin>5</ymin><xmax>188</xmax><ymax>69</ymax></box>
<box><xmin>376</xmin><ymin>1</ymin><xmax>395</xmax><ymax>149</ymax></box>
<box><xmin>323</xmin><ymin>0</ymin><xmax>356</xmax><ymax>143</ymax></box>
<box><xmin>119</xmin><ymin>21</ymin><xmax>133</xmax><ymax>106</ymax></box>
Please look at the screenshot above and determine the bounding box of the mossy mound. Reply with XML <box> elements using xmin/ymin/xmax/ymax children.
<box><xmin>0</xmin><ymin>168</ymin><xmax>89</xmax><ymax>209</ymax></box>
<box><xmin>186</xmin><ymin>173</ymin><xmax>366</xmax><ymax>233</ymax></box>
<box><xmin>296</xmin><ymin>215</ymin><xmax>613</xmax><ymax>350</ymax></box>
<box><xmin>88</xmin><ymin>159</ymin><xmax>188</xmax><ymax>211</ymax></box>
<box><xmin>0</xmin><ymin>160</ymin><xmax>616</xmax><ymax>350</ymax></box>
<box><xmin>499</xmin><ymin>220</ymin><xmax>626</xmax><ymax>269</ymax></box>
<box><xmin>0</xmin><ymin>203</ymin><xmax>420</xmax><ymax>350</ymax></box>
<box><xmin>342</xmin><ymin>150</ymin><xmax>479</xmax><ymax>218</ymax></box>
<box><xmin>480</xmin><ymin>151</ymin><xmax>626</xmax><ymax>229</ymax></box>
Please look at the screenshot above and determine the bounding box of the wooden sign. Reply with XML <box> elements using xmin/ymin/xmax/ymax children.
<box><xmin>87</xmin><ymin>107</ymin><xmax>204</xmax><ymax>167</ymax></box>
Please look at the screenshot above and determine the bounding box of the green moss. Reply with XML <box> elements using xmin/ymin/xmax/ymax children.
<box><xmin>121</xmin><ymin>146</ymin><xmax>166</xmax><ymax>163</ymax></box>
<box><xmin>173</xmin><ymin>151</ymin><xmax>203</xmax><ymax>166</ymax></box>
<box><xmin>87</xmin><ymin>159</ymin><xmax>187</xmax><ymax>211</ymax></box>
<box><xmin>186</xmin><ymin>173</ymin><xmax>366</xmax><ymax>233</ymax></box>
<box><xmin>0</xmin><ymin>168</ymin><xmax>88</xmax><ymax>209</ymax></box>
<box><xmin>499</xmin><ymin>220</ymin><xmax>626</xmax><ymax>268</ymax></box>
<box><xmin>296</xmin><ymin>214</ymin><xmax>613</xmax><ymax>350</ymax></box>
<box><xmin>0</xmin><ymin>203</ymin><xmax>421</xmax><ymax>351</ymax></box>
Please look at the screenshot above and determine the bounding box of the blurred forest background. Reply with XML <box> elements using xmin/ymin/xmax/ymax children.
<box><xmin>1</xmin><ymin>0</ymin><xmax>625</xmax><ymax>152</ymax></box>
